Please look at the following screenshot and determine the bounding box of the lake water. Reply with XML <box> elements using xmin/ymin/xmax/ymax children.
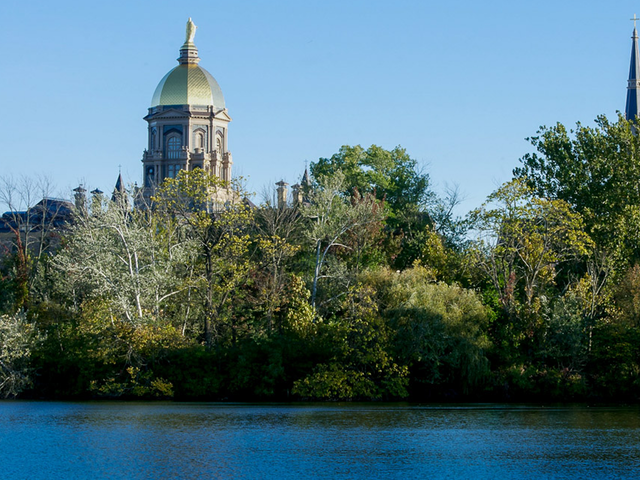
<box><xmin>1</xmin><ymin>402</ymin><xmax>639</xmax><ymax>479</ymax></box>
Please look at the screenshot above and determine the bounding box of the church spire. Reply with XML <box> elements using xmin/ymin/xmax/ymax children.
<box><xmin>626</xmin><ymin>15</ymin><xmax>640</xmax><ymax>121</ymax></box>
<box><xmin>111</xmin><ymin>172</ymin><xmax>126</xmax><ymax>204</ymax></box>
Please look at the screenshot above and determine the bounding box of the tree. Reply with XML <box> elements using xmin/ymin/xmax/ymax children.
<box><xmin>252</xmin><ymin>191</ymin><xmax>302</xmax><ymax>329</ymax></box>
<box><xmin>362</xmin><ymin>266</ymin><xmax>490</xmax><ymax>396</ymax></box>
<box><xmin>541</xmin><ymin>290</ymin><xmax>590</xmax><ymax>373</ymax></box>
<box><xmin>513</xmin><ymin>114</ymin><xmax>640</xmax><ymax>270</ymax></box>
<box><xmin>310</xmin><ymin>145</ymin><xmax>469</xmax><ymax>272</ymax></box>
<box><xmin>0</xmin><ymin>175</ymin><xmax>68</xmax><ymax>310</ymax></box>
<box><xmin>55</xmin><ymin>193</ymin><xmax>188</xmax><ymax>326</ymax></box>
<box><xmin>292</xmin><ymin>284</ymin><xmax>408</xmax><ymax>401</ymax></box>
<box><xmin>469</xmin><ymin>179</ymin><xmax>593</xmax><ymax>312</ymax></box>
<box><xmin>429</xmin><ymin>184</ymin><xmax>469</xmax><ymax>250</ymax></box>
<box><xmin>0</xmin><ymin>175</ymin><xmax>67</xmax><ymax>260</ymax></box>
<box><xmin>311</xmin><ymin>144</ymin><xmax>432</xmax><ymax>221</ymax></box>
<box><xmin>0</xmin><ymin>311</ymin><xmax>44</xmax><ymax>398</ymax></box>
<box><xmin>153</xmin><ymin>169</ymin><xmax>253</xmax><ymax>347</ymax></box>
<box><xmin>299</xmin><ymin>171</ymin><xmax>384</xmax><ymax>308</ymax></box>
<box><xmin>226</xmin><ymin>274</ymin><xmax>318</xmax><ymax>399</ymax></box>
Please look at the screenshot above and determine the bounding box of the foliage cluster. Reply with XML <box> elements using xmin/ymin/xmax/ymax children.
<box><xmin>3</xmin><ymin>127</ymin><xmax>640</xmax><ymax>402</ymax></box>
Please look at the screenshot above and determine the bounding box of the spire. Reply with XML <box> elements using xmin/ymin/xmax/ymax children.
<box><xmin>301</xmin><ymin>167</ymin><xmax>312</xmax><ymax>187</ymax></box>
<box><xmin>111</xmin><ymin>173</ymin><xmax>126</xmax><ymax>203</ymax></box>
<box><xmin>178</xmin><ymin>18</ymin><xmax>200</xmax><ymax>65</ymax></box>
<box><xmin>293</xmin><ymin>167</ymin><xmax>312</xmax><ymax>206</ymax></box>
<box><xmin>626</xmin><ymin>17</ymin><xmax>640</xmax><ymax>122</ymax></box>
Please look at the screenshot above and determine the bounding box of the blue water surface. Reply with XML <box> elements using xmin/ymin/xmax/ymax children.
<box><xmin>1</xmin><ymin>402</ymin><xmax>639</xmax><ymax>479</ymax></box>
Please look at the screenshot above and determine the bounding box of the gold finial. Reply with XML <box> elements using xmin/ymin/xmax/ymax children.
<box><xmin>632</xmin><ymin>14</ymin><xmax>639</xmax><ymax>29</ymax></box>
<box><xmin>186</xmin><ymin>17</ymin><xmax>197</xmax><ymax>44</ymax></box>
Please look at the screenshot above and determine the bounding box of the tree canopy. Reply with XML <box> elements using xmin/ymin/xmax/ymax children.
<box><xmin>3</xmin><ymin>131</ymin><xmax>640</xmax><ymax>402</ymax></box>
<box><xmin>311</xmin><ymin>144</ymin><xmax>433</xmax><ymax>223</ymax></box>
<box><xmin>513</xmin><ymin>114</ymin><xmax>640</xmax><ymax>268</ymax></box>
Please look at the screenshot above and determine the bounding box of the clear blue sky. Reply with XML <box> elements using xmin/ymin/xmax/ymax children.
<box><xmin>0</xmin><ymin>0</ymin><xmax>637</xmax><ymax>213</ymax></box>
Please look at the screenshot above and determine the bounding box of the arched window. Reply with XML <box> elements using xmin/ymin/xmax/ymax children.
<box><xmin>194</xmin><ymin>129</ymin><xmax>206</xmax><ymax>150</ymax></box>
<box><xmin>216</xmin><ymin>137</ymin><xmax>223</xmax><ymax>157</ymax></box>
<box><xmin>150</xmin><ymin>127</ymin><xmax>157</xmax><ymax>151</ymax></box>
<box><xmin>167</xmin><ymin>135</ymin><xmax>181</xmax><ymax>159</ymax></box>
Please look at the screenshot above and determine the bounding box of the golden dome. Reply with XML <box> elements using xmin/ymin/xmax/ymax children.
<box><xmin>151</xmin><ymin>64</ymin><xmax>225</xmax><ymax>108</ymax></box>
<box><xmin>151</xmin><ymin>19</ymin><xmax>225</xmax><ymax>109</ymax></box>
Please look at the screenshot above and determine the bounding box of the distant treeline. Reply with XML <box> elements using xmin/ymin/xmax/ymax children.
<box><xmin>2</xmin><ymin>115</ymin><xmax>640</xmax><ymax>402</ymax></box>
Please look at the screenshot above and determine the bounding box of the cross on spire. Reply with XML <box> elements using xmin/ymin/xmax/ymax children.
<box><xmin>632</xmin><ymin>14</ymin><xmax>639</xmax><ymax>29</ymax></box>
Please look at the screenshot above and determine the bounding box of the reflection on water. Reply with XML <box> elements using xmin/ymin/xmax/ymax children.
<box><xmin>1</xmin><ymin>402</ymin><xmax>639</xmax><ymax>479</ymax></box>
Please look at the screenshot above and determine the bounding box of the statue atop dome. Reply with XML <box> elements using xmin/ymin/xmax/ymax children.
<box><xmin>185</xmin><ymin>18</ymin><xmax>197</xmax><ymax>45</ymax></box>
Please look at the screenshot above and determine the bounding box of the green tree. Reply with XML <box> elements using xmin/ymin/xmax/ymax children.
<box><xmin>589</xmin><ymin>319</ymin><xmax>640</xmax><ymax>399</ymax></box>
<box><xmin>363</xmin><ymin>266</ymin><xmax>490</xmax><ymax>396</ymax></box>
<box><xmin>469</xmin><ymin>179</ymin><xmax>593</xmax><ymax>312</ymax></box>
<box><xmin>468</xmin><ymin>180</ymin><xmax>594</xmax><ymax>384</ymax></box>
<box><xmin>311</xmin><ymin>144</ymin><xmax>432</xmax><ymax>220</ymax></box>
<box><xmin>591</xmin><ymin>263</ymin><xmax>640</xmax><ymax>397</ymax></box>
<box><xmin>292</xmin><ymin>284</ymin><xmax>408</xmax><ymax>401</ymax></box>
<box><xmin>542</xmin><ymin>290</ymin><xmax>590</xmax><ymax>372</ymax></box>
<box><xmin>227</xmin><ymin>274</ymin><xmax>319</xmax><ymax>399</ymax></box>
<box><xmin>513</xmin><ymin>114</ymin><xmax>640</xmax><ymax>270</ymax></box>
<box><xmin>311</xmin><ymin>145</ymin><xmax>437</xmax><ymax>269</ymax></box>
<box><xmin>153</xmin><ymin>169</ymin><xmax>253</xmax><ymax>347</ymax></box>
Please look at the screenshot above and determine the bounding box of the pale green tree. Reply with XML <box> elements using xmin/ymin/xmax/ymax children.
<box><xmin>0</xmin><ymin>311</ymin><xmax>44</xmax><ymax>398</ymax></box>
<box><xmin>300</xmin><ymin>171</ymin><xmax>385</xmax><ymax>307</ymax></box>
<box><xmin>54</xmin><ymin>191</ymin><xmax>190</xmax><ymax>326</ymax></box>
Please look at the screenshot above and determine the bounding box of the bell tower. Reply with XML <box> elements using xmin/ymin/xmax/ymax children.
<box><xmin>142</xmin><ymin>18</ymin><xmax>232</xmax><ymax>190</ymax></box>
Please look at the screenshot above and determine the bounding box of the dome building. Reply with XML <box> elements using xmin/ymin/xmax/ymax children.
<box><xmin>142</xmin><ymin>18</ymin><xmax>232</xmax><ymax>189</ymax></box>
